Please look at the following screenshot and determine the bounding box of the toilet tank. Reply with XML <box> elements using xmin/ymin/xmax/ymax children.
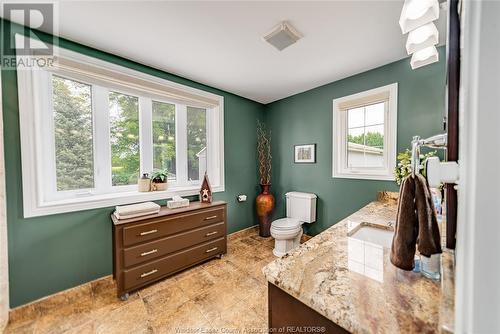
<box><xmin>286</xmin><ymin>192</ymin><xmax>317</xmax><ymax>223</ymax></box>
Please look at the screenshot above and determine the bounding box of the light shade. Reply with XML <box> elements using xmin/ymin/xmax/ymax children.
<box><xmin>406</xmin><ymin>22</ymin><xmax>439</xmax><ymax>54</ymax></box>
<box><xmin>410</xmin><ymin>46</ymin><xmax>439</xmax><ymax>69</ymax></box>
<box><xmin>399</xmin><ymin>0</ymin><xmax>439</xmax><ymax>34</ymax></box>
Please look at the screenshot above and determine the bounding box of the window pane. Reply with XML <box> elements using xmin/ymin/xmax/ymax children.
<box><xmin>152</xmin><ymin>101</ymin><xmax>176</xmax><ymax>180</ymax></box>
<box><xmin>363</xmin><ymin>124</ymin><xmax>384</xmax><ymax>168</ymax></box>
<box><xmin>187</xmin><ymin>106</ymin><xmax>207</xmax><ymax>181</ymax></box>
<box><xmin>365</xmin><ymin>102</ymin><xmax>385</xmax><ymax>126</ymax></box>
<box><xmin>348</xmin><ymin>107</ymin><xmax>364</xmax><ymax>128</ymax></box>
<box><xmin>347</xmin><ymin>127</ymin><xmax>364</xmax><ymax>144</ymax></box>
<box><xmin>364</xmin><ymin>125</ymin><xmax>384</xmax><ymax>149</ymax></box>
<box><xmin>347</xmin><ymin>127</ymin><xmax>366</xmax><ymax>168</ymax></box>
<box><xmin>109</xmin><ymin>92</ymin><xmax>140</xmax><ymax>186</ymax></box>
<box><xmin>52</xmin><ymin>75</ymin><xmax>94</xmax><ymax>191</ymax></box>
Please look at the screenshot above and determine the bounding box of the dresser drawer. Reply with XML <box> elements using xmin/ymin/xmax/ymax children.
<box><xmin>123</xmin><ymin>237</ymin><xmax>226</xmax><ymax>290</ymax></box>
<box><xmin>122</xmin><ymin>207</ymin><xmax>224</xmax><ymax>246</ymax></box>
<box><xmin>123</xmin><ymin>222</ymin><xmax>225</xmax><ymax>267</ymax></box>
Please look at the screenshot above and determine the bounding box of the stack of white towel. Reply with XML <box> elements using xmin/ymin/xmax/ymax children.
<box><xmin>114</xmin><ymin>202</ymin><xmax>161</xmax><ymax>220</ymax></box>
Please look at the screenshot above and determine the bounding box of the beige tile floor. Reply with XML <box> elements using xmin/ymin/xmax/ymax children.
<box><xmin>5</xmin><ymin>226</ymin><xmax>311</xmax><ymax>334</ymax></box>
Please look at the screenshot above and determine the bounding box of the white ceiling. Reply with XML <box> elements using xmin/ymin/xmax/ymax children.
<box><xmin>11</xmin><ymin>1</ymin><xmax>446</xmax><ymax>104</ymax></box>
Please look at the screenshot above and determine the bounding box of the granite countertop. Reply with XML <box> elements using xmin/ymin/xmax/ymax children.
<box><xmin>263</xmin><ymin>194</ymin><xmax>455</xmax><ymax>334</ymax></box>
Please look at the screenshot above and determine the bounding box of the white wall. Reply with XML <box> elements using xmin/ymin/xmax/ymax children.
<box><xmin>456</xmin><ymin>1</ymin><xmax>500</xmax><ymax>332</ymax></box>
<box><xmin>0</xmin><ymin>71</ymin><xmax>9</xmax><ymax>330</ymax></box>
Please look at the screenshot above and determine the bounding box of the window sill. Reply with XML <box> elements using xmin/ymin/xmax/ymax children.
<box><xmin>332</xmin><ymin>172</ymin><xmax>395</xmax><ymax>181</ymax></box>
<box><xmin>24</xmin><ymin>185</ymin><xmax>225</xmax><ymax>218</ymax></box>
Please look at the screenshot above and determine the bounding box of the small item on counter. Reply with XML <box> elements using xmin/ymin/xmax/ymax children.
<box><xmin>430</xmin><ymin>188</ymin><xmax>442</xmax><ymax>222</ymax></box>
<box><xmin>167</xmin><ymin>195</ymin><xmax>190</xmax><ymax>209</ymax></box>
<box><xmin>412</xmin><ymin>255</ymin><xmax>421</xmax><ymax>273</ymax></box>
<box><xmin>199</xmin><ymin>171</ymin><xmax>212</xmax><ymax>203</ymax></box>
<box><xmin>420</xmin><ymin>254</ymin><xmax>441</xmax><ymax>280</ymax></box>
<box><xmin>114</xmin><ymin>202</ymin><xmax>160</xmax><ymax>220</ymax></box>
<box><xmin>151</xmin><ymin>170</ymin><xmax>168</xmax><ymax>191</ymax></box>
<box><xmin>138</xmin><ymin>173</ymin><xmax>151</xmax><ymax>192</ymax></box>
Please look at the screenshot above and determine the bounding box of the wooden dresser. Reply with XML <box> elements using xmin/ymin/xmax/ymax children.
<box><xmin>111</xmin><ymin>201</ymin><xmax>227</xmax><ymax>299</ymax></box>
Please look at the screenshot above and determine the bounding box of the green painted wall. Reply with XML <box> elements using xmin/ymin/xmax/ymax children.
<box><xmin>265</xmin><ymin>47</ymin><xmax>446</xmax><ymax>236</ymax></box>
<box><xmin>2</xmin><ymin>23</ymin><xmax>265</xmax><ymax>307</ymax></box>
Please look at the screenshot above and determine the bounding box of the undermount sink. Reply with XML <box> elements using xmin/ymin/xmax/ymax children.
<box><xmin>347</xmin><ymin>222</ymin><xmax>395</xmax><ymax>282</ymax></box>
<box><xmin>347</xmin><ymin>223</ymin><xmax>394</xmax><ymax>248</ymax></box>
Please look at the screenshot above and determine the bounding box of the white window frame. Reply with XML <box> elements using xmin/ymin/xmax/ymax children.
<box><xmin>16</xmin><ymin>35</ymin><xmax>224</xmax><ymax>218</ymax></box>
<box><xmin>332</xmin><ymin>83</ymin><xmax>398</xmax><ymax>181</ymax></box>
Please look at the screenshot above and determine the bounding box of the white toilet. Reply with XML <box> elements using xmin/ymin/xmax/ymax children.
<box><xmin>270</xmin><ymin>192</ymin><xmax>317</xmax><ymax>257</ymax></box>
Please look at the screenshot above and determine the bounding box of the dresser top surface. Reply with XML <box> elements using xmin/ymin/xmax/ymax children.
<box><xmin>111</xmin><ymin>201</ymin><xmax>227</xmax><ymax>225</ymax></box>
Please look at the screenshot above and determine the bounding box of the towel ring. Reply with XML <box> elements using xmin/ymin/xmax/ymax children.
<box><xmin>410</xmin><ymin>134</ymin><xmax>448</xmax><ymax>178</ymax></box>
<box><xmin>411</xmin><ymin>136</ymin><xmax>421</xmax><ymax>178</ymax></box>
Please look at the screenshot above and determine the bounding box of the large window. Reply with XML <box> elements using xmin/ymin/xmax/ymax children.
<box><xmin>17</xmin><ymin>41</ymin><xmax>224</xmax><ymax>217</ymax></box>
<box><xmin>332</xmin><ymin>83</ymin><xmax>397</xmax><ymax>180</ymax></box>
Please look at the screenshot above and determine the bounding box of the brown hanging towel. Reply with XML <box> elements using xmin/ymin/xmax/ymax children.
<box><xmin>414</xmin><ymin>174</ymin><xmax>442</xmax><ymax>257</ymax></box>
<box><xmin>390</xmin><ymin>176</ymin><xmax>418</xmax><ymax>270</ymax></box>
<box><xmin>390</xmin><ymin>174</ymin><xmax>442</xmax><ymax>271</ymax></box>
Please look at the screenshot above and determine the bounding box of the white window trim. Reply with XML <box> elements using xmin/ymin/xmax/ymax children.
<box><xmin>16</xmin><ymin>35</ymin><xmax>224</xmax><ymax>218</ymax></box>
<box><xmin>332</xmin><ymin>83</ymin><xmax>398</xmax><ymax>181</ymax></box>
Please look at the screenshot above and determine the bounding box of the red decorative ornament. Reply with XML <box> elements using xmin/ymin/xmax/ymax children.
<box><xmin>199</xmin><ymin>172</ymin><xmax>213</xmax><ymax>203</ymax></box>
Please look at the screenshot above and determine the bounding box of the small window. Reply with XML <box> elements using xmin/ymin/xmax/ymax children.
<box><xmin>333</xmin><ymin>83</ymin><xmax>397</xmax><ymax>180</ymax></box>
<box><xmin>347</xmin><ymin>102</ymin><xmax>385</xmax><ymax>168</ymax></box>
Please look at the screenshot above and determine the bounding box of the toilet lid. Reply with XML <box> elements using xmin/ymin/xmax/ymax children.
<box><xmin>272</xmin><ymin>218</ymin><xmax>301</xmax><ymax>230</ymax></box>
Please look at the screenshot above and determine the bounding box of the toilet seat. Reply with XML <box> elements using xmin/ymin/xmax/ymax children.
<box><xmin>271</xmin><ymin>218</ymin><xmax>301</xmax><ymax>230</ymax></box>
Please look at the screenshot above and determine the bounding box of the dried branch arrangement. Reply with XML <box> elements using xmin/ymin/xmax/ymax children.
<box><xmin>257</xmin><ymin>120</ymin><xmax>272</xmax><ymax>185</ymax></box>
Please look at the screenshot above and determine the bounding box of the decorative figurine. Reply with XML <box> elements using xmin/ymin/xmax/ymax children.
<box><xmin>199</xmin><ymin>172</ymin><xmax>212</xmax><ymax>203</ymax></box>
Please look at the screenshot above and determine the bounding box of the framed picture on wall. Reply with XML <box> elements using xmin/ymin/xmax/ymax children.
<box><xmin>294</xmin><ymin>144</ymin><xmax>316</xmax><ymax>163</ymax></box>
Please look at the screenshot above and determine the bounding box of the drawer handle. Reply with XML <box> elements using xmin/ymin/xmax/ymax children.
<box><xmin>205</xmin><ymin>231</ymin><xmax>218</xmax><ymax>237</ymax></box>
<box><xmin>140</xmin><ymin>269</ymin><xmax>158</xmax><ymax>278</ymax></box>
<box><xmin>140</xmin><ymin>249</ymin><xmax>158</xmax><ymax>257</ymax></box>
<box><xmin>139</xmin><ymin>229</ymin><xmax>158</xmax><ymax>236</ymax></box>
<box><xmin>205</xmin><ymin>247</ymin><xmax>218</xmax><ymax>253</ymax></box>
<box><xmin>204</xmin><ymin>215</ymin><xmax>218</xmax><ymax>220</ymax></box>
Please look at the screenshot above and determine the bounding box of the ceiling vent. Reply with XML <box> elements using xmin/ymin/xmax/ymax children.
<box><xmin>263</xmin><ymin>21</ymin><xmax>302</xmax><ymax>51</ymax></box>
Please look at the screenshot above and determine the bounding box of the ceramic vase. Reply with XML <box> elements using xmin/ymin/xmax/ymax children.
<box><xmin>138</xmin><ymin>173</ymin><xmax>151</xmax><ymax>192</ymax></box>
<box><xmin>256</xmin><ymin>183</ymin><xmax>275</xmax><ymax>237</ymax></box>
